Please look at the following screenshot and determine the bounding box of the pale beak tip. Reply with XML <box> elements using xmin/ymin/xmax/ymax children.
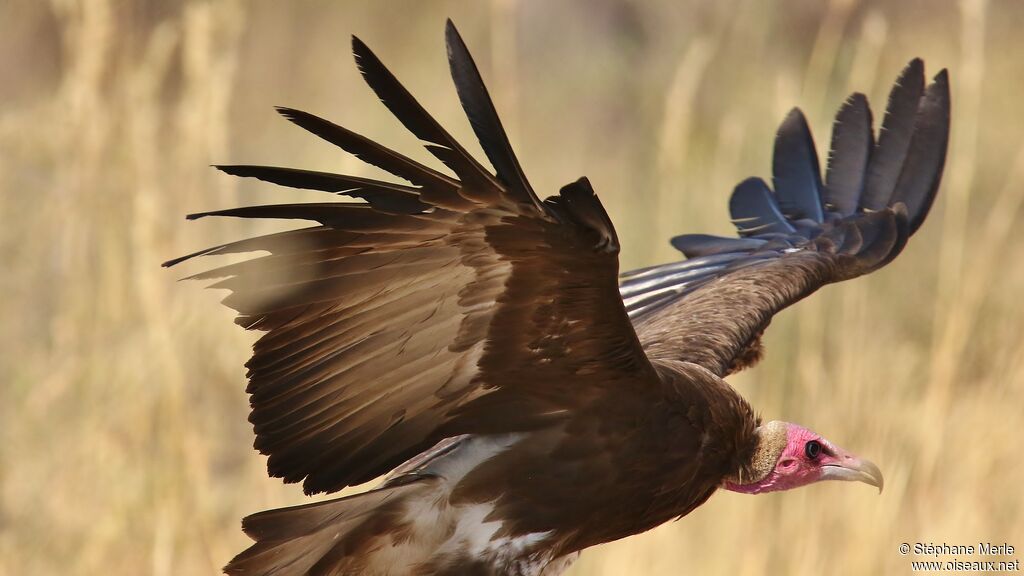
<box><xmin>820</xmin><ymin>456</ymin><xmax>884</xmax><ymax>493</ymax></box>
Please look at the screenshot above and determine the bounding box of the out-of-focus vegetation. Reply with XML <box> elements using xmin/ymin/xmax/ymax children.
<box><xmin>1</xmin><ymin>1</ymin><xmax>1022</xmax><ymax>574</ymax></box>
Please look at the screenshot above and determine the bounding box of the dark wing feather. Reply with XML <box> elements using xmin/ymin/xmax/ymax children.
<box><xmin>273</xmin><ymin>107</ymin><xmax>457</xmax><ymax>191</ymax></box>
<box><xmin>274</xmin><ymin>107</ymin><xmax>476</xmax><ymax>211</ymax></box>
<box><xmin>892</xmin><ymin>70</ymin><xmax>951</xmax><ymax>233</ymax></box>
<box><xmin>216</xmin><ymin>165</ymin><xmax>430</xmax><ymax>214</ymax></box>
<box><xmin>729</xmin><ymin>177</ymin><xmax>796</xmax><ymax>236</ymax></box>
<box><xmin>444</xmin><ymin>20</ymin><xmax>546</xmax><ymax>212</ymax></box>
<box><xmin>861</xmin><ymin>58</ymin><xmax>925</xmax><ymax>211</ymax></box>
<box><xmin>169</xmin><ymin>28</ymin><xmax>658</xmax><ymax>496</ymax></box>
<box><xmin>824</xmin><ymin>93</ymin><xmax>874</xmax><ymax>216</ymax></box>
<box><xmin>351</xmin><ymin>35</ymin><xmax>504</xmax><ymax>200</ymax></box>
<box><xmin>668</xmin><ymin>234</ymin><xmax>768</xmax><ymax>258</ymax></box>
<box><xmin>772</xmin><ymin>108</ymin><xmax>825</xmax><ymax>223</ymax></box>
<box><xmin>623</xmin><ymin>61</ymin><xmax>948</xmax><ymax>377</ymax></box>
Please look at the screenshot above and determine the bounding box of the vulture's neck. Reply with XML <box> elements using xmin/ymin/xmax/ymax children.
<box><xmin>721</xmin><ymin>420</ymin><xmax>789</xmax><ymax>493</ymax></box>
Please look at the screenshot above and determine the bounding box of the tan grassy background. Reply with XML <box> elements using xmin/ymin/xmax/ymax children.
<box><xmin>2</xmin><ymin>1</ymin><xmax>1023</xmax><ymax>574</ymax></box>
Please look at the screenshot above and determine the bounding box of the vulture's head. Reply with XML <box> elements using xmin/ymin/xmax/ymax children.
<box><xmin>723</xmin><ymin>420</ymin><xmax>884</xmax><ymax>494</ymax></box>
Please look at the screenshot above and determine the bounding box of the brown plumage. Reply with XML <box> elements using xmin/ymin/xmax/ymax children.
<box><xmin>166</xmin><ymin>21</ymin><xmax>949</xmax><ymax>576</ymax></box>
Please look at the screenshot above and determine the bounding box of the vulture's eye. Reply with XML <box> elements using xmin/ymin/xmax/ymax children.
<box><xmin>805</xmin><ymin>440</ymin><xmax>822</xmax><ymax>460</ymax></box>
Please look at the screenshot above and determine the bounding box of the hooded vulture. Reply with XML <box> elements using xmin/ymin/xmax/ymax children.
<box><xmin>166</xmin><ymin>20</ymin><xmax>950</xmax><ymax>576</ymax></box>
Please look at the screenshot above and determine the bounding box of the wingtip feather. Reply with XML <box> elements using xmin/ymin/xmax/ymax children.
<box><xmin>730</xmin><ymin>177</ymin><xmax>796</xmax><ymax>236</ymax></box>
<box><xmin>892</xmin><ymin>65</ymin><xmax>951</xmax><ymax>234</ymax></box>
<box><xmin>824</xmin><ymin>92</ymin><xmax>873</xmax><ymax>216</ymax></box>
<box><xmin>350</xmin><ymin>35</ymin><xmax>370</xmax><ymax>59</ymax></box>
<box><xmin>772</xmin><ymin>107</ymin><xmax>825</xmax><ymax>223</ymax></box>
<box><xmin>444</xmin><ymin>18</ymin><xmax>542</xmax><ymax>210</ymax></box>
<box><xmin>861</xmin><ymin>58</ymin><xmax>927</xmax><ymax>211</ymax></box>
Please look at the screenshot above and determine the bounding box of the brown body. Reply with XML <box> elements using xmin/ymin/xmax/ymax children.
<box><xmin>450</xmin><ymin>361</ymin><xmax>757</xmax><ymax>556</ymax></box>
<box><xmin>168</xmin><ymin>21</ymin><xmax>948</xmax><ymax>576</ymax></box>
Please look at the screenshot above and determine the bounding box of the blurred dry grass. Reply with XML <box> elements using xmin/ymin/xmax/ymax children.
<box><xmin>2</xmin><ymin>1</ymin><xmax>1023</xmax><ymax>574</ymax></box>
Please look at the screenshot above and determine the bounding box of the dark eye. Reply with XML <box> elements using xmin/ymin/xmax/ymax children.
<box><xmin>805</xmin><ymin>440</ymin><xmax>822</xmax><ymax>460</ymax></box>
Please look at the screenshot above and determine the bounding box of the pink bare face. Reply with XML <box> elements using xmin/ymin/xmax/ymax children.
<box><xmin>724</xmin><ymin>423</ymin><xmax>884</xmax><ymax>495</ymax></box>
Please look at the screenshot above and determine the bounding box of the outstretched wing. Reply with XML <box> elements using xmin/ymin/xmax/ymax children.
<box><xmin>622</xmin><ymin>60</ymin><xmax>949</xmax><ymax>377</ymax></box>
<box><xmin>167</xmin><ymin>21</ymin><xmax>657</xmax><ymax>495</ymax></box>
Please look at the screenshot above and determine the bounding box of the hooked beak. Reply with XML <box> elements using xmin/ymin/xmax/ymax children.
<box><xmin>820</xmin><ymin>451</ymin><xmax>885</xmax><ymax>493</ymax></box>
